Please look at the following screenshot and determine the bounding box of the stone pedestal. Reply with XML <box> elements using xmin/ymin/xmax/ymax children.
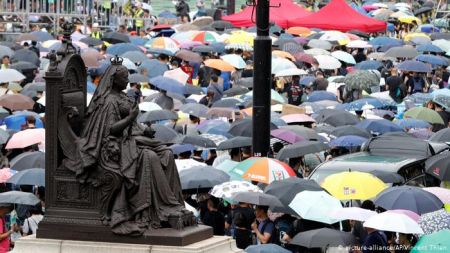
<box><xmin>11</xmin><ymin>235</ymin><xmax>243</xmax><ymax>253</ymax></box>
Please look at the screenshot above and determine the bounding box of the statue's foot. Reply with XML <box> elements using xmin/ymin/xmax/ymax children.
<box><xmin>112</xmin><ymin>222</ymin><xmax>145</xmax><ymax>237</ymax></box>
<box><xmin>100</xmin><ymin>215</ymin><xmax>111</xmax><ymax>226</ymax></box>
<box><xmin>168</xmin><ymin>212</ymin><xmax>184</xmax><ymax>230</ymax></box>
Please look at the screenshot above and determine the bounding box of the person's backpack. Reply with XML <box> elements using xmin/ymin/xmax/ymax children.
<box><xmin>272</xmin><ymin>218</ymin><xmax>291</xmax><ymax>246</ymax></box>
<box><xmin>412</xmin><ymin>77</ymin><xmax>424</xmax><ymax>92</ymax></box>
<box><xmin>260</xmin><ymin>220</ymin><xmax>277</xmax><ymax>244</ymax></box>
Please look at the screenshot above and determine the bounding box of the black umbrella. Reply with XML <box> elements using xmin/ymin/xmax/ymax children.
<box><xmin>128</xmin><ymin>73</ymin><xmax>149</xmax><ymax>83</ymax></box>
<box><xmin>7</xmin><ymin>168</ymin><xmax>45</xmax><ymax>186</ymax></box>
<box><xmin>179</xmin><ymin>166</ymin><xmax>230</xmax><ymax>190</ymax></box>
<box><xmin>80</xmin><ymin>37</ymin><xmax>103</xmax><ymax>46</ymax></box>
<box><xmin>152</xmin><ymin>124</ymin><xmax>179</xmax><ymax>143</ymax></box>
<box><xmin>348</xmin><ymin>30</ymin><xmax>370</xmax><ymax>39</ymax></box>
<box><xmin>0</xmin><ymin>41</ymin><xmax>23</xmax><ymax>50</ymax></box>
<box><xmin>374</xmin><ymin>186</ymin><xmax>443</xmax><ymax>215</ymax></box>
<box><xmin>138</xmin><ymin>110</ymin><xmax>178</xmax><ymax>123</ymax></box>
<box><xmin>11</xmin><ymin>49</ymin><xmax>40</xmax><ymax>66</ymax></box>
<box><xmin>10</xmin><ymin>151</ymin><xmax>45</xmax><ymax>171</ymax></box>
<box><xmin>179</xmin><ymin>135</ymin><xmax>217</xmax><ymax>149</ymax></box>
<box><xmin>291</xmin><ymin>228</ymin><xmax>356</xmax><ymax>248</ymax></box>
<box><xmin>314</xmin><ymin>109</ymin><xmax>360</xmax><ymax>127</ymax></box>
<box><xmin>279</xmin><ymin>125</ymin><xmax>322</xmax><ymax>141</ymax></box>
<box><xmin>212</xmin><ymin>98</ymin><xmax>244</xmax><ymax>108</ymax></box>
<box><xmin>211</xmin><ymin>20</ymin><xmax>235</xmax><ymax>31</ymax></box>
<box><xmin>425</xmin><ymin>152</ymin><xmax>450</xmax><ymax>181</ymax></box>
<box><xmin>232</xmin><ymin>192</ymin><xmax>283</xmax><ymax>208</ymax></box>
<box><xmin>430</xmin><ymin>32</ymin><xmax>450</xmax><ymax>40</ymax></box>
<box><xmin>10</xmin><ymin>61</ymin><xmax>38</xmax><ymax>71</ymax></box>
<box><xmin>369</xmin><ymin>170</ymin><xmax>404</xmax><ymax>184</ymax></box>
<box><xmin>276</xmin><ymin>141</ymin><xmax>329</xmax><ymax>161</ymax></box>
<box><xmin>414</xmin><ymin>6</ymin><xmax>433</xmax><ymax>15</ymax></box>
<box><xmin>264</xmin><ymin>177</ymin><xmax>322</xmax><ymax>214</ymax></box>
<box><xmin>102</xmin><ymin>32</ymin><xmax>130</xmax><ymax>44</ymax></box>
<box><xmin>228</xmin><ymin>118</ymin><xmax>278</xmax><ymax>137</ymax></box>
<box><xmin>184</xmin><ymin>84</ymin><xmax>204</xmax><ymax>95</ymax></box>
<box><xmin>237</xmin><ymin>77</ymin><xmax>253</xmax><ymax>88</ymax></box>
<box><xmin>223</xmin><ymin>86</ymin><xmax>249</xmax><ymax>97</ymax></box>
<box><xmin>192</xmin><ymin>45</ymin><xmax>214</xmax><ymax>54</ymax></box>
<box><xmin>217</xmin><ymin>136</ymin><xmax>252</xmax><ymax>150</ymax></box>
<box><xmin>429</xmin><ymin>128</ymin><xmax>450</xmax><ymax>142</ymax></box>
<box><xmin>330</xmin><ymin>125</ymin><xmax>372</xmax><ymax>138</ymax></box>
<box><xmin>179</xmin><ymin>103</ymin><xmax>208</xmax><ymax>118</ymax></box>
<box><xmin>0</xmin><ymin>191</ymin><xmax>40</xmax><ymax>206</ymax></box>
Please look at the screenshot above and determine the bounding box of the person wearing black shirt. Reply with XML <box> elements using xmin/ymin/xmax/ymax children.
<box><xmin>385</xmin><ymin>68</ymin><xmax>406</xmax><ymax>103</ymax></box>
<box><xmin>202</xmin><ymin>197</ymin><xmax>225</xmax><ymax>236</ymax></box>
<box><xmin>226</xmin><ymin>203</ymin><xmax>255</xmax><ymax>249</ymax></box>
<box><xmin>354</xmin><ymin>48</ymin><xmax>367</xmax><ymax>63</ymax></box>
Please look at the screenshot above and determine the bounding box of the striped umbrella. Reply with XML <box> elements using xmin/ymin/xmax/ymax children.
<box><xmin>192</xmin><ymin>31</ymin><xmax>220</xmax><ymax>44</ymax></box>
<box><xmin>145</xmin><ymin>37</ymin><xmax>180</xmax><ymax>54</ymax></box>
<box><xmin>230</xmin><ymin>157</ymin><xmax>296</xmax><ymax>184</ymax></box>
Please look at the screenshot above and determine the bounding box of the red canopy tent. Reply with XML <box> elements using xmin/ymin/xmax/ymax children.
<box><xmin>222</xmin><ymin>0</ymin><xmax>309</xmax><ymax>29</ymax></box>
<box><xmin>287</xmin><ymin>0</ymin><xmax>386</xmax><ymax>33</ymax></box>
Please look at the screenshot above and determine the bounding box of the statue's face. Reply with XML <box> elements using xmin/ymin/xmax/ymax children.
<box><xmin>114</xmin><ymin>67</ymin><xmax>129</xmax><ymax>91</ymax></box>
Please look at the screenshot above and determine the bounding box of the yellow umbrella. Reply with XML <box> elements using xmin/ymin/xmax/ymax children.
<box><xmin>398</xmin><ymin>16</ymin><xmax>421</xmax><ymax>24</ymax></box>
<box><xmin>225</xmin><ymin>31</ymin><xmax>254</xmax><ymax>46</ymax></box>
<box><xmin>321</xmin><ymin>171</ymin><xmax>387</xmax><ymax>200</ymax></box>
<box><xmin>404</xmin><ymin>32</ymin><xmax>430</xmax><ymax>42</ymax></box>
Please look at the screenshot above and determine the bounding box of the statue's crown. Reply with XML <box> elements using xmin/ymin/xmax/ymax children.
<box><xmin>110</xmin><ymin>56</ymin><xmax>124</xmax><ymax>65</ymax></box>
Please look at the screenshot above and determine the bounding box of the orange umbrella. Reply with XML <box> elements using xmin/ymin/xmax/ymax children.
<box><xmin>272</xmin><ymin>50</ymin><xmax>296</xmax><ymax>61</ymax></box>
<box><xmin>5</xmin><ymin>128</ymin><xmax>45</xmax><ymax>149</ymax></box>
<box><xmin>287</xmin><ymin>27</ymin><xmax>312</xmax><ymax>37</ymax></box>
<box><xmin>204</xmin><ymin>59</ymin><xmax>235</xmax><ymax>72</ymax></box>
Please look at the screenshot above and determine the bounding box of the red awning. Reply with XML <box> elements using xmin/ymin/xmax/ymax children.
<box><xmin>287</xmin><ymin>0</ymin><xmax>386</xmax><ymax>33</ymax></box>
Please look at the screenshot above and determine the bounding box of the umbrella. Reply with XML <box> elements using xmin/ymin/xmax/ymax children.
<box><xmin>174</xmin><ymin>50</ymin><xmax>202</xmax><ymax>63</ymax></box>
<box><xmin>103</xmin><ymin>32</ymin><xmax>130</xmax><ymax>44</ymax></box>
<box><xmin>387</xmin><ymin>209</ymin><xmax>420</xmax><ymax>222</ymax></box>
<box><xmin>264</xmin><ymin>177</ymin><xmax>322</xmax><ymax>214</ymax></box>
<box><xmin>270</xmin><ymin>129</ymin><xmax>305</xmax><ymax>144</ymax></box>
<box><xmin>397</xmin><ymin>60</ymin><xmax>432</xmax><ymax>73</ymax></box>
<box><xmin>220</xmin><ymin>54</ymin><xmax>246</xmax><ymax>69</ymax></box>
<box><xmin>315</xmin><ymin>109</ymin><xmax>360</xmax><ymax>127</ymax></box>
<box><xmin>79</xmin><ymin>37</ymin><xmax>103</xmax><ymax>46</ymax></box>
<box><xmin>209</xmin><ymin>180</ymin><xmax>261</xmax><ymax>200</ymax></box>
<box><xmin>429</xmin><ymin>128</ymin><xmax>450</xmax><ymax>142</ymax></box>
<box><xmin>412</xmin><ymin>229</ymin><xmax>450</xmax><ymax>253</ymax></box>
<box><xmin>280</xmin><ymin>114</ymin><xmax>315</xmax><ymax>124</ymax></box>
<box><xmin>363</xmin><ymin>212</ymin><xmax>424</xmax><ymax>234</ymax></box>
<box><xmin>338</xmin><ymin>97</ymin><xmax>388</xmax><ymax>111</ymax></box>
<box><xmin>0</xmin><ymin>94</ymin><xmax>34</xmax><ymax>111</ymax></box>
<box><xmin>230</xmin><ymin>157</ymin><xmax>296</xmax><ymax>184</ymax></box>
<box><xmin>321</xmin><ymin>171</ymin><xmax>386</xmax><ymax>200</ymax></box>
<box><xmin>228</xmin><ymin>118</ymin><xmax>278</xmax><ymax>137</ymax></box>
<box><xmin>331</xmin><ymin>50</ymin><xmax>356</xmax><ymax>65</ymax></box>
<box><xmin>291</xmin><ymin>228</ymin><xmax>356</xmax><ymax>248</ymax></box>
<box><xmin>138</xmin><ymin>110</ymin><xmax>178</xmax><ymax>123</ymax></box>
<box><xmin>0</xmin><ymin>69</ymin><xmax>26</xmax><ymax>83</ymax></box>
<box><xmin>369</xmin><ymin>36</ymin><xmax>403</xmax><ymax>47</ymax></box>
<box><xmin>245</xmin><ymin>244</ymin><xmax>291</xmax><ymax>253</ymax></box>
<box><xmin>330</xmin><ymin>207</ymin><xmax>377</xmax><ymax>222</ymax></box>
<box><xmin>307</xmin><ymin>91</ymin><xmax>337</xmax><ymax>102</ymax></box>
<box><xmin>307</xmin><ymin>39</ymin><xmax>332</xmax><ymax>50</ymax></box>
<box><xmin>231</xmin><ymin>192</ymin><xmax>283</xmax><ymax>208</ymax></box>
<box><xmin>289</xmin><ymin>190</ymin><xmax>342</xmax><ymax>224</ymax></box>
<box><xmin>414</xmin><ymin>6</ymin><xmax>433</xmax><ymax>15</ymax></box>
<box><xmin>212</xmin><ymin>98</ymin><xmax>244</xmax><ymax>108</ymax></box>
<box><xmin>6</xmin><ymin>128</ymin><xmax>45</xmax><ymax>149</ymax></box>
<box><xmin>274</xmin><ymin>68</ymin><xmax>307</xmax><ymax>77</ymax></box>
<box><xmin>294</xmin><ymin>53</ymin><xmax>318</xmax><ymax>65</ymax></box>
<box><xmin>81</xmin><ymin>52</ymin><xmax>101</xmax><ymax>68</ymax></box>
<box><xmin>329</xmin><ymin>135</ymin><xmax>368</xmax><ymax>148</ymax></box>
<box><xmin>418</xmin><ymin>210</ymin><xmax>450</xmax><ymax>235</ymax></box>
<box><xmin>417</xmin><ymin>43</ymin><xmax>443</xmax><ymax>53</ymax></box>
<box><xmin>129</xmin><ymin>74</ymin><xmax>149</xmax><ymax>84</ymax></box>
<box><xmin>272</xmin><ymin>57</ymin><xmax>297</xmax><ymax>74</ymax></box>
<box><xmin>0</xmin><ymin>191</ymin><xmax>40</xmax><ymax>206</ymax></box>
<box><xmin>30</xmin><ymin>31</ymin><xmax>53</xmax><ymax>41</ymax></box>
<box><xmin>276</xmin><ymin>141</ymin><xmax>328</xmax><ymax>161</ymax></box>
<box><xmin>395</xmin><ymin>118</ymin><xmax>431</xmax><ymax>129</ymax></box>
<box><xmin>152</xmin><ymin>124</ymin><xmax>179</xmax><ymax>143</ymax></box>
<box><xmin>179</xmin><ymin>103</ymin><xmax>208</xmax><ymax>118</ymax></box>
<box><xmin>425</xmin><ymin>153</ymin><xmax>450</xmax><ymax>181</ymax></box>
<box><xmin>404</xmin><ymin>107</ymin><xmax>444</xmax><ymax>125</ymax></box>
<box><xmin>146</xmin><ymin>37</ymin><xmax>180</xmax><ymax>54</ymax></box>
<box><xmin>204</xmin><ymin>59</ymin><xmax>235</xmax><ymax>72</ymax></box>
<box><xmin>211</xmin><ymin>20</ymin><xmax>235</xmax><ymax>30</ymax></box>
<box><xmin>374</xmin><ymin>186</ymin><xmax>443</xmax><ymax>215</ymax></box>
<box><xmin>330</xmin><ymin>125</ymin><xmax>371</xmax><ymax>138</ymax></box>
<box><xmin>7</xmin><ymin>168</ymin><xmax>44</xmax><ymax>186</ymax></box>
<box><xmin>0</xmin><ymin>129</ymin><xmax>9</xmax><ymax>145</ymax></box>
<box><xmin>178</xmin><ymin>166</ymin><xmax>230</xmax><ymax>190</ymax></box>
<box><xmin>344</xmin><ymin>70</ymin><xmax>379</xmax><ymax>90</ymax></box>
<box><xmin>217</xmin><ymin>136</ymin><xmax>252</xmax><ymax>150</ymax></box>
<box><xmin>355</xmin><ymin>60</ymin><xmax>383</xmax><ymax>70</ymax></box>
<box><xmin>356</xmin><ymin>119</ymin><xmax>403</xmax><ymax>135</ymax></box>
<box><xmin>150</xmin><ymin>76</ymin><xmax>185</xmax><ymax>94</ymax></box>
<box><xmin>432</xmin><ymin>39</ymin><xmax>450</xmax><ymax>52</ymax></box>
<box><xmin>279</xmin><ymin>125</ymin><xmax>322</xmax><ymax>140</ymax></box>
<box><xmin>197</xmin><ymin>119</ymin><xmax>230</xmax><ymax>134</ymax></box>
<box><xmin>433</xmin><ymin>94</ymin><xmax>450</xmax><ymax>110</ymax></box>
<box><xmin>10</xmin><ymin>151</ymin><xmax>45</xmax><ymax>171</ymax></box>
<box><xmin>121</xmin><ymin>51</ymin><xmax>148</xmax><ymax>63</ymax></box>
<box><xmin>423</xmin><ymin>187</ymin><xmax>450</xmax><ymax>204</ymax></box>
<box><xmin>106</xmin><ymin>43</ymin><xmax>140</xmax><ymax>55</ymax></box>
<box><xmin>314</xmin><ymin>55</ymin><xmax>341</xmax><ymax>70</ymax></box>
<box><xmin>192</xmin><ymin>45</ymin><xmax>214</xmax><ymax>54</ymax></box>
<box><xmin>223</xmin><ymin>86</ymin><xmax>249</xmax><ymax>97</ymax></box>
<box><xmin>0</xmin><ymin>168</ymin><xmax>15</xmax><ymax>183</ymax></box>
<box><xmin>191</xmin><ymin>17</ymin><xmax>214</xmax><ymax>27</ymax></box>
<box><xmin>0</xmin><ymin>45</ymin><xmax>14</xmax><ymax>58</ymax></box>
<box><xmin>179</xmin><ymin>135</ymin><xmax>217</xmax><ymax>149</ymax></box>
<box><xmin>192</xmin><ymin>31</ymin><xmax>220</xmax><ymax>44</ymax></box>
<box><xmin>140</xmin><ymin>59</ymin><xmax>168</xmax><ymax>78</ymax></box>
<box><xmin>384</xmin><ymin>46</ymin><xmax>418</xmax><ymax>58</ymax></box>
<box><xmin>16</xmin><ymin>33</ymin><xmax>38</xmax><ymax>42</ymax></box>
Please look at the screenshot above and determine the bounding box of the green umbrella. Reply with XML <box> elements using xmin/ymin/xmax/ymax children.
<box><xmin>404</xmin><ymin>107</ymin><xmax>445</xmax><ymax>125</ymax></box>
<box><xmin>344</xmin><ymin>70</ymin><xmax>379</xmax><ymax>90</ymax></box>
<box><xmin>411</xmin><ymin>229</ymin><xmax>450</xmax><ymax>253</ymax></box>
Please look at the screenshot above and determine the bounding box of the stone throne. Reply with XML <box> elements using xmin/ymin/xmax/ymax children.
<box><xmin>36</xmin><ymin>23</ymin><xmax>212</xmax><ymax>246</ymax></box>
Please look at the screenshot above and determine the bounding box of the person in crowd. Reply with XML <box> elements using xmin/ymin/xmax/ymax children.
<box><xmin>406</xmin><ymin>72</ymin><xmax>427</xmax><ymax>94</ymax></box>
<box><xmin>199</xmin><ymin>90</ymin><xmax>215</xmax><ymax>107</ymax></box>
<box><xmin>127</xmin><ymin>82</ymin><xmax>142</xmax><ymax>103</ymax></box>
<box><xmin>1</xmin><ymin>56</ymin><xmax>10</xmax><ymax>69</ymax></box>
<box><xmin>22</xmin><ymin>205</ymin><xmax>44</xmax><ymax>236</ymax></box>
<box><xmin>386</xmin><ymin>68</ymin><xmax>406</xmax><ymax>103</ymax></box>
<box><xmin>205</xmin><ymin>150</ymin><xmax>217</xmax><ymax>166</ymax></box>
<box><xmin>252</xmin><ymin>205</ymin><xmax>274</xmax><ymax>244</ymax></box>
<box><xmin>362</xmin><ymin>225</ymin><xmax>389</xmax><ymax>253</ymax></box>
<box><xmin>0</xmin><ymin>204</ymin><xmax>13</xmax><ymax>253</ymax></box>
<box><xmin>184</xmin><ymin>115</ymin><xmax>200</xmax><ymax>135</ymax></box>
<box><xmin>192</xmin><ymin>149</ymin><xmax>204</xmax><ymax>163</ymax></box>
<box><xmin>174</xmin><ymin>0</ymin><xmax>190</xmax><ymax>23</ymax></box>
<box><xmin>285</xmin><ymin>75</ymin><xmax>303</xmax><ymax>106</ymax></box>
<box><xmin>207</xmin><ymin>74</ymin><xmax>223</xmax><ymax>104</ymax></box>
<box><xmin>226</xmin><ymin>202</ymin><xmax>255</xmax><ymax>249</ymax></box>
<box><xmin>201</xmin><ymin>197</ymin><xmax>225</xmax><ymax>236</ymax></box>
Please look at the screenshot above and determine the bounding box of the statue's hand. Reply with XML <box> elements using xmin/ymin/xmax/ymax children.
<box><xmin>128</xmin><ymin>103</ymin><xmax>139</xmax><ymax>121</ymax></box>
<box><xmin>144</xmin><ymin>126</ymin><xmax>155</xmax><ymax>138</ymax></box>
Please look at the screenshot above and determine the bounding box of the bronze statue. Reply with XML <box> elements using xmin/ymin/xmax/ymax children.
<box><xmin>61</xmin><ymin>57</ymin><xmax>193</xmax><ymax>236</ymax></box>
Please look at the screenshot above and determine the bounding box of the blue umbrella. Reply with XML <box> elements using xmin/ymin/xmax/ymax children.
<box><xmin>121</xmin><ymin>51</ymin><xmax>148</xmax><ymax>63</ymax></box>
<box><xmin>330</xmin><ymin>135</ymin><xmax>368</xmax><ymax>148</ymax></box>
<box><xmin>210</xmin><ymin>42</ymin><xmax>226</xmax><ymax>54</ymax></box>
<box><xmin>395</xmin><ymin>118</ymin><xmax>431</xmax><ymax>129</ymax></box>
<box><xmin>307</xmin><ymin>91</ymin><xmax>337</xmax><ymax>102</ymax></box>
<box><xmin>3</xmin><ymin>115</ymin><xmax>44</xmax><ymax>131</ymax></box>
<box><xmin>397</xmin><ymin>60</ymin><xmax>432</xmax><ymax>73</ymax></box>
<box><xmin>150</xmin><ymin>76</ymin><xmax>185</xmax><ymax>94</ymax></box>
<box><xmin>432</xmin><ymin>88</ymin><xmax>450</xmax><ymax>98</ymax></box>
<box><xmin>146</xmin><ymin>48</ymin><xmax>175</xmax><ymax>56</ymax></box>
<box><xmin>420</xmin><ymin>24</ymin><xmax>440</xmax><ymax>33</ymax></box>
<box><xmin>197</xmin><ymin>119</ymin><xmax>230</xmax><ymax>134</ymax></box>
<box><xmin>417</xmin><ymin>43</ymin><xmax>444</xmax><ymax>53</ymax></box>
<box><xmin>369</xmin><ymin>36</ymin><xmax>403</xmax><ymax>47</ymax></box>
<box><xmin>30</xmin><ymin>31</ymin><xmax>53</xmax><ymax>41</ymax></box>
<box><xmin>140</xmin><ymin>59</ymin><xmax>168</xmax><ymax>78</ymax></box>
<box><xmin>7</xmin><ymin>168</ymin><xmax>45</xmax><ymax>186</ymax></box>
<box><xmin>245</xmin><ymin>244</ymin><xmax>291</xmax><ymax>253</ymax></box>
<box><xmin>415</xmin><ymin>55</ymin><xmax>448</xmax><ymax>66</ymax></box>
<box><xmin>336</xmin><ymin>98</ymin><xmax>386</xmax><ymax>111</ymax></box>
<box><xmin>355</xmin><ymin>60</ymin><xmax>383</xmax><ymax>70</ymax></box>
<box><xmin>106</xmin><ymin>43</ymin><xmax>141</xmax><ymax>55</ymax></box>
<box><xmin>300</xmin><ymin>76</ymin><xmax>315</xmax><ymax>86</ymax></box>
<box><xmin>170</xmin><ymin>144</ymin><xmax>194</xmax><ymax>155</ymax></box>
<box><xmin>129</xmin><ymin>37</ymin><xmax>149</xmax><ymax>46</ymax></box>
<box><xmin>158</xmin><ymin>11</ymin><xmax>177</xmax><ymax>19</ymax></box>
<box><xmin>356</xmin><ymin>119</ymin><xmax>404</xmax><ymax>135</ymax></box>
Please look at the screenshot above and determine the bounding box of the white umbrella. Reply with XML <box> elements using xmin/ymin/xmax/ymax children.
<box><xmin>209</xmin><ymin>180</ymin><xmax>261</xmax><ymax>200</ymax></box>
<box><xmin>319</xmin><ymin>31</ymin><xmax>349</xmax><ymax>42</ymax></box>
<box><xmin>0</xmin><ymin>69</ymin><xmax>26</xmax><ymax>83</ymax></box>
<box><xmin>221</xmin><ymin>54</ymin><xmax>246</xmax><ymax>69</ymax></box>
<box><xmin>138</xmin><ymin>102</ymin><xmax>162</xmax><ymax>112</ymax></box>
<box><xmin>432</xmin><ymin>39</ymin><xmax>450</xmax><ymax>52</ymax></box>
<box><xmin>122</xmin><ymin>58</ymin><xmax>137</xmax><ymax>70</ymax></box>
<box><xmin>314</xmin><ymin>55</ymin><xmax>342</xmax><ymax>70</ymax></box>
<box><xmin>330</xmin><ymin>207</ymin><xmax>377</xmax><ymax>222</ymax></box>
<box><xmin>346</xmin><ymin>40</ymin><xmax>372</xmax><ymax>48</ymax></box>
<box><xmin>363</xmin><ymin>212</ymin><xmax>424</xmax><ymax>234</ymax></box>
<box><xmin>304</xmin><ymin>48</ymin><xmax>331</xmax><ymax>56</ymax></box>
<box><xmin>164</xmin><ymin>68</ymin><xmax>189</xmax><ymax>85</ymax></box>
<box><xmin>331</xmin><ymin>51</ymin><xmax>356</xmax><ymax>65</ymax></box>
<box><xmin>272</xmin><ymin>57</ymin><xmax>297</xmax><ymax>74</ymax></box>
<box><xmin>289</xmin><ymin>190</ymin><xmax>343</xmax><ymax>224</ymax></box>
<box><xmin>275</xmin><ymin>68</ymin><xmax>308</xmax><ymax>77</ymax></box>
<box><xmin>307</xmin><ymin>39</ymin><xmax>332</xmax><ymax>50</ymax></box>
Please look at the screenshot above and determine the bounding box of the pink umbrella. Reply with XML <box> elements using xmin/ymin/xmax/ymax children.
<box><xmin>180</xmin><ymin>41</ymin><xmax>203</xmax><ymax>50</ymax></box>
<box><xmin>5</xmin><ymin>128</ymin><xmax>45</xmax><ymax>149</ymax></box>
<box><xmin>423</xmin><ymin>187</ymin><xmax>450</xmax><ymax>204</ymax></box>
<box><xmin>271</xmin><ymin>129</ymin><xmax>305</xmax><ymax>144</ymax></box>
<box><xmin>281</xmin><ymin>113</ymin><xmax>316</xmax><ymax>124</ymax></box>
<box><xmin>0</xmin><ymin>168</ymin><xmax>15</xmax><ymax>183</ymax></box>
<box><xmin>386</xmin><ymin>209</ymin><xmax>420</xmax><ymax>222</ymax></box>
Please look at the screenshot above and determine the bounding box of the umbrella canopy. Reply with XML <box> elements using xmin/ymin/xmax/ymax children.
<box><xmin>307</xmin><ymin>91</ymin><xmax>337</xmax><ymax>102</ymax></box>
<box><xmin>330</xmin><ymin>125</ymin><xmax>371</xmax><ymax>138</ymax></box>
<box><xmin>425</xmin><ymin>153</ymin><xmax>450</xmax><ymax>181</ymax></box>
<box><xmin>80</xmin><ymin>37</ymin><xmax>103</xmax><ymax>46</ymax></box>
<box><xmin>152</xmin><ymin>124</ymin><xmax>179</xmax><ymax>143</ymax></box>
<box><xmin>0</xmin><ymin>191</ymin><xmax>40</xmax><ymax>206</ymax></box>
<box><xmin>140</xmin><ymin>59</ymin><xmax>169</xmax><ymax>78</ymax></box>
<box><xmin>6</xmin><ymin>128</ymin><xmax>45</xmax><ymax>149</ymax></box>
<box><xmin>138</xmin><ymin>110</ymin><xmax>178</xmax><ymax>123</ymax></box>
<box><xmin>369</xmin><ymin>36</ymin><xmax>403</xmax><ymax>47</ymax></box>
<box><xmin>307</xmin><ymin>39</ymin><xmax>332</xmax><ymax>50</ymax></box>
<box><xmin>329</xmin><ymin>135</ymin><xmax>368</xmax><ymax>148</ymax></box>
<box><xmin>264</xmin><ymin>177</ymin><xmax>322</xmax><ymax>214</ymax></box>
<box><xmin>330</xmin><ymin>207</ymin><xmax>377</xmax><ymax>222</ymax></box>
<box><xmin>0</xmin><ymin>45</ymin><xmax>14</xmax><ymax>58</ymax></box>
<box><xmin>129</xmin><ymin>74</ymin><xmax>149</xmax><ymax>84</ymax></box>
<box><xmin>356</xmin><ymin>119</ymin><xmax>404</xmax><ymax>135</ymax></box>
<box><xmin>179</xmin><ymin>135</ymin><xmax>217</xmax><ymax>149</ymax></box>
<box><xmin>106</xmin><ymin>43</ymin><xmax>141</xmax><ymax>55</ymax></box>
<box><xmin>331</xmin><ymin>50</ymin><xmax>356</xmax><ymax>65</ymax></box>
<box><xmin>374</xmin><ymin>186</ymin><xmax>444</xmax><ymax>215</ymax></box>
<box><xmin>418</xmin><ymin>210</ymin><xmax>450</xmax><ymax>235</ymax></box>
<box><xmin>232</xmin><ymin>192</ymin><xmax>284</xmax><ymax>210</ymax></box>
<box><xmin>197</xmin><ymin>119</ymin><xmax>230</xmax><ymax>134</ymax></box>
<box><xmin>321</xmin><ymin>171</ymin><xmax>386</xmax><ymax>200</ymax></box>
<box><xmin>220</xmin><ymin>54</ymin><xmax>246</xmax><ymax>69</ymax></box>
<box><xmin>404</xmin><ymin>107</ymin><xmax>445</xmax><ymax>125</ymax></box>
<box><xmin>209</xmin><ymin>181</ymin><xmax>261</xmax><ymax>200</ymax></box>
<box><xmin>270</xmin><ymin>129</ymin><xmax>305</xmax><ymax>144</ymax></box>
<box><xmin>280</xmin><ymin>114</ymin><xmax>315</xmax><ymax>124</ymax></box>
<box><xmin>363</xmin><ymin>212</ymin><xmax>424</xmax><ymax>234</ymax></box>
<box><xmin>103</xmin><ymin>32</ymin><xmax>130</xmax><ymax>44</ymax></box>
<box><xmin>289</xmin><ymin>190</ymin><xmax>343</xmax><ymax>224</ymax></box>
<box><xmin>174</xmin><ymin>50</ymin><xmax>202</xmax><ymax>63</ymax></box>
<box><xmin>149</xmin><ymin>76</ymin><xmax>185</xmax><ymax>94</ymax></box>
<box><xmin>204</xmin><ymin>59</ymin><xmax>235</xmax><ymax>72</ymax></box>
<box><xmin>423</xmin><ymin>187</ymin><xmax>450</xmax><ymax>204</ymax></box>
<box><xmin>429</xmin><ymin>128</ymin><xmax>450</xmax><ymax>142</ymax></box>
<box><xmin>0</xmin><ymin>129</ymin><xmax>9</xmax><ymax>145</ymax></box>
<box><xmin>271</xmin><ymin>57</ymin><xmax>297</xmax><ymax>74</ymax></box>
<box><xmin>212</xmin><ymin>98</ymin><xmax>244</xmax><ymax>108</ymax></box>
<box><xmin>179</xmin><ymin>166</ymin><xmax>230</xmax><ymax>190</ymax></box>
<box><xmin>279</xmin><ymin>125</ymin><xmax>322</xmax><ymax>140</ymax></box>
<box><xmin>314</xmin><ymin>55</ymin><xmax>342</xmax><ymax>70</ymax></box>
<box><xmin>0</xmin><ymin>168</ymin><xmax>15</xmax><ymax>183</ymax></box>
<box><xmin>291</xmin><ymin>228</ymin><xmax>356</xmax><ymax>248</ymax></box>
<box><xmin>230</xmin><ymin>157</ymin><xmax>296</xmax><ymax>184</ymax></box>
<box><xmin>395</xmin><ymin>118</ymin><xmax>431</xmax><ymax>130</ymax></box>
<box><xmin>229</xmin><ymin>118</ymin><xmax>278</xmax><ymax>137</ymax></box>
<box><xmin>10</xmin><ymin>151</ymin><xmax>45</xmax><ymax>171</ymax></box>
<box><xmin>315</xmin><ymin>109</ymin><xmax>360</xmax><ymax>127</ymax></box>
<box><xmin>384</xmin><ymin>46</ymin><xmax>418</xmax><ymax>58</ymax></box>
<box><xmin>397</xmin><ymin>60</ymin><xmax>432</xmax><ymax>73</ymax></box>
<box><xmin>245</xmin><ymin>244</ymin><xmax>291</xmax><ymax>253</ymax></box>
<box><xmin>0</xmin><ymin>69</ymin><xmax>26</xmax><ymax>83</ymax></box>
<box><xmin>179</xmin><ymin>103</ymin><xmax>208</xmax><ymax>118</ymax></box>
<box><xmin>415</xmin><ymin>55</ymin><xmax>448</xmax><ymax>66</ymax></box>
<box><xmin>121</xmin><ymin>51</ymin><xmax>148</xmax><ymax>63</ymax></box>
<box><xmin>276</xmin><ymin>141</ymin><xmax>329</xmax><ymax>161</ymax></box>
<box><xmin>274</xmin><ymin>68</ymin><xmax>307</xmax><ymax>77</ymax></box>
<box><xmin>355</xmin><ymin>60</ymin><xmax>383</xmax><ymax>70</ymax></box>
<box><xmin>30</xmin><ymin>31</ymin><xmax>53</xmax><ymax>41</ymax></box>
<box><xmin>217</xmin><ymin>136</ymin><xmax>252</xmax><ymax>150</ymax></box>
<box><xmin>7</xmin><ymin>168</ymin><xmax>45</xmax><ymax>186</ymax></box>
<box><xmin>412</xmin><ymin>229</ymin><xmax>450</xmax><ymax>253</ymax></box>
<box><xmin>344</xmin><ymin>70</ymin><xmax>380</xmax><ymax>90</ymax></box>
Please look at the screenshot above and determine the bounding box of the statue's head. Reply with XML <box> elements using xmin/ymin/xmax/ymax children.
<box><xmin>112</xmin><ymin>65</ymin><xmax>129</xmax><ymax>91</ymax></box>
